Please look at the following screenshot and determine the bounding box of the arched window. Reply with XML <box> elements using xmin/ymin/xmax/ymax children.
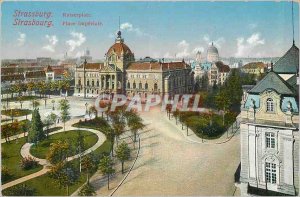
<box><xmin>127</xmin><ymin>82</ymin><xmax>130</xmax><ymax>89</ymax></box>
<box><xmin>139</xmin><ymin>82</ymin><xmax>142</xmax><ymax>89</ymax></box>
<box><xmin>92</xmin><ymin>80</ymin><xmax>94</xmax><ymax>87</ymax></box>
<box><xmin>133</xmin><ymin>82</ymin><xmax>136</xmax><ymax>89</ymax></box>
<box><xmin>145</xmin><ymin>82</ymin><xmax>148</xmax><ymax>90</ymax></box>
<box><xmin>87</xmin><ymin>80</ymin><xmax>90</xmax><ymax>86</ymax></box>
<box><xmin>97</xmin><ymin>80</ymin><xmax>99</xmax><ymax>87</ymax></box>
<box><xmin>78</xmin><ymin>79</ymin><xmax>81</xmax><ymax>86</ymax></box>
<box><xmin>154</xmin><ymin>83</ymin><xmax>158</xmax><ymax>91</ymax></box>
<box><xmin>266</xmin><ymin>98</ymin><xmax>274</xmax><ymax>112</ymax></box>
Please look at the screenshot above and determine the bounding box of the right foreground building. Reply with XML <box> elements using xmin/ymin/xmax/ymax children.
<box><xmin>238</xmin><ymin>43</ymin><xmax>299</xmax><ymax>195</ymax></box>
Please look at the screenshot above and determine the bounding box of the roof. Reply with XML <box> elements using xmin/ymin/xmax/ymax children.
<box><xmin>273</xmin><ymin>44</ymin><xmax>299</xmax><ymax>74</ymax></box>
<box><xmin>78</xmin><ymin>63</ymin><xmax>104</xmax><ymax>70</ymax></box>
<box><xmin>1</xmin><ymin>74</ymin><xmax>25</xmax><ymax>82</ymax></box>
<box><xmin>25</xmin><ymin>71</ymin><xmax>46</xmax><ymax>78</ymax></box>
<box><xmin>127</xmin><ymin>61</ymin><xmax>189</xmax><ymax>71</ymax></box>
<box><xmin>107</xmin><ymin>42</ymin><xmax>133</xmax><ymax>57</ymax></box>
<box><xmin>44</xmin><ymin>65</ymin><xmax>53</xmax><ymax>72</ymax></box>
<box><xmin>249</xmin><ymin>71</ymin><xmax>295</xmax><ymax>95</ymax></box>
<box><xmin>207</xmin><ymin>43</ymin><xmax>219</xmax><ymax>55</ymax></box>
<box><xmin>138</xmin><ymin>56</ymin><xmax>158</xmax><ymax>63</ymax></box>
<box><xmin>215</xmin><ymin>61</ymin><xmax>230</xmax><ymax>72</ymax></box>
<box><xmin>242</xmin><ymin>62</ymin><xmax>266</xmax><ymax>69</ymax></box>
<box><xmin>286</xmin><ymin>74</ymin><xmax>299</xmax><ymax>93</ymax></box>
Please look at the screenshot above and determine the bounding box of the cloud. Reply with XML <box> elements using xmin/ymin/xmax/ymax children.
<box><xmin>120</xmin><ymin>22</ymin><xmax>151</xmax><ymax>37</ymax></box>
<box><xmin>192</xmin><ymin>47</ymin><xmax>204</xmax><ymax>54</ymax></box>
<box><xmin>176</xmin><ymin>40</ymin><xmax>190</xmax><ymax>58</ymax></box>
<box><xmin>235</xmin><ymin>32</ymin><xmax>265</xmax><ymax>57</ymax></box>
<box><xmin>42</xmin><ymin>35</ymin><xmax>58</xmax><ymax>52</ymax></box>
<box><xmin>17</xmin><ymin>32</ymin><xmax>26</xmax><ymax>46</ymax></box>
<box><xmin>203</xmin><ymin>35</ymin><xmax>225</xmax><ymax>48</ymax></box>
<box><xmin>66</xmin><ymin>32</ymin><xmax>86</xmax><ymax>52</ymax></box>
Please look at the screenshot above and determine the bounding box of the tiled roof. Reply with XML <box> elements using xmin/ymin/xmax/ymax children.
<box><xmin>45</xmin><ymin>65</ymin><xmax>53</xmax><ymax>72</ymax></box>
<box><xmin>107</xmin><ymin>42</ymin><xmax>133</xmax><ymax>57</ymax></box>
<box><xmin>25</xmin><ymin>71</ymin><xmax>46</xmax><ymax>78</ymax></box>
<box><xmin>215</xmin><ymin>61</ymin><xmax>230</xmax><ymax>72</ymax></box>
<box><xmin>78</xmin><ymin>63</ymin><xmax>104</xmax><ymax>69</ymax></box>
<box><xmin>242</xmin><ymin>62</ymin><xmax>266</xmax><ymax>69</ymax></box>
<box><xmin>127</xmin><ymin>61</ymin><xmax>189</xmax><ymax>71</ymax></box>
<box><xmin>249</xmin><ymin>71</ymin><xmax>295</xmax><ymax>95</ymax></box>
<box><xmin>286</xmin><ymin>75</ymin><xmax>298</xmax><ymax>93</ymax></box>
<box><xmin>273</xmin><ymin>44</ymin><xmax>299</xmax><ymax>74</ymax></box>
<box><xmin>1</xmin><ymin>74</ymin><xmax>25</xmax><ymax>82</ymax></box>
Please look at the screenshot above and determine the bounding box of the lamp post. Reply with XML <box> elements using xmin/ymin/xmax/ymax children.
<box><xmin>85</xmin><ymin>102</ymin><xmax>88</xmax><ymax>115</ymax></box>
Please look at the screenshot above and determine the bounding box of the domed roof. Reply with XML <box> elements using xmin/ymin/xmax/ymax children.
<box><xmin>107</xmin><ymin>42</ymin><xmax>133</xmax><ymax>57</ymax></box>
<box><xmin>207</xmin><ymin>43</ymin><xmax>219</xmax><ymax>55</ymax></box>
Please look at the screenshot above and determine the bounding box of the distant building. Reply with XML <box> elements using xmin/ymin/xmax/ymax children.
<box><xmin>208</xmin><ymin>61</ymin><xmax>230</xmax><ymax>86</ymax></box>
<box><xmin>74</xmin><ymin>31</ymin><xmax>194</xmax><ymax>98</ymax></box>
<box><xmin>238</xmin><ymin>43</ymin><xmax>299</xmax><ymax>196</ymax></box>
<box><xmin>207</xmin><ymin>42</ymin><xmax>219</xmax><ymax>63</ymax></box>
<box><xmin>241</xmin><ymin>62</ymin><xmax>266</xmax><ymax>76</ymax></box>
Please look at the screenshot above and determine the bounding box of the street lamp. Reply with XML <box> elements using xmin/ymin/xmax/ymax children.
<box><xmin>85</xmin><ymin>102</ymin><xmax>88</xmax><ymax>115</ymax></box>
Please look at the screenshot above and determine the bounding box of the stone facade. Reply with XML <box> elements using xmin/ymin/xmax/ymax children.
<box><xmin>237</xmin><ymin>43</ymin><xmax>299</xmax><ymax>196</ymax></box>
<box><xmin>74</xmin><ymin>31</ymin><xmax>194</xmax><ymax>98</ymax></box>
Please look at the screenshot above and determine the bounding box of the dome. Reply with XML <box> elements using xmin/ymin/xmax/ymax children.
<box><xmin>207</xmin><ymin>42</ymin><xmax>219</xmax><ymax>62</ymax></box>
<box><xmin>207</xmin><ymin>43</ymin><xmax>219</xmax><ymax>55</ymax></box>
<box><xmin>107</xmin><ymin>42</ymin><xmax>133</xmax><ymax>57</ymax></box>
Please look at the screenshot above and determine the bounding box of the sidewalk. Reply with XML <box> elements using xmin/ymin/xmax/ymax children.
<box><xmin>162</xmin><ymin>112</ymin><xmax>240</xmax><ymax>145</ymax></box>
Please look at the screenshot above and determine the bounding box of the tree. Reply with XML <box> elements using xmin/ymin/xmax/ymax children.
<box><xmin>31</xmin><ymin>100</ymin><xmax>40</xmax><ymax>110</ymax></box>
<box><xmin>28</xmin><ymin>109</ymin><xmax>45</xmax><ymax>144</ymax></box>
<box><xmin>51</xmin><ymin>99</ymin><xmax>55</xmax><ymax>110</ymax></box>
<box><xmin>44</xmin><ymin>115</ymin><xmax>54</xmax><ymax>138</ymax></box>
<box><xmin>20</xmin><ymin>120</ymin><xmax>30</xmax><ymax>137</ymax></box>
<box><xmin>78</xmin><ymin>183</ymin><xmax>96</xmax><ymax>196</ymax></box>
<box><xmin>17</xmin><ymin>96</ymin><xmax>24</xmax><ymax>109</ymax></box>
<box><xmin>111</xmin><ymin>114</ymin><xmax>125</xmax><ymax>146</ymax></box>
<box><xmin>81</xmin><ymin>155</ymin><xmax>94</xmax><ymax>183</ymax></box>
<box><xmin>125</xmin><ymin>111</ymin><xmax>145</xmax><ymax>148</ymax></box>
<box><xmin>49</xmin><ymin>162</ymin><xmax>78</xmax><ymax>196</ymax></box>
<box><xmin>106</xmin><ymin>128</ymin><xmax>115</xmax><ymax>156</ymax></box>
<box><xmin>98</xmin><ymin>155</ymin><xmax>115</xmax><ymax>190</ymax></box>
<box><xmin>46</xmin><ymin>140</ymin><xmax>70</xmax><ymax>165</ymax></box>
<box><xmin>26</xmin><ymin>82</ymin><xmax>35</xmax><ymax>96</ymax></box>
<box><xmin>50</xmin><ymin>112</ymin><xmax>58</xmax><ymax>127</ymax></box>
<box><xmin>215</xmin><ymin>89</ymin><xmax>231</xmax><ymax>126</ymax></box>
<box><xmin>59</xmin><ymin>99</ymin><xmax>70</xmax><ymax>131</ymax></box>
<box><xmin>88</xmin><ymin>105</ymin><xmax>98</xmax><ymax>118</ymax></box>
<box><xmin>115</xmin><ymin>141</ymin><xmax>131</xmax><ymax>174</ymax></box>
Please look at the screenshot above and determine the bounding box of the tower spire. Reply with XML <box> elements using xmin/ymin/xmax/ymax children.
<box><xmin>292</xmin><ymin>1</ymin><xmax>295</xmax><ymax>45</ymax></box>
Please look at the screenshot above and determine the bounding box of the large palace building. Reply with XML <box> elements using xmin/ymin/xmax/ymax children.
<box><xmin>74</xmin><ymin>31</ymin><xmax>194</xmax><ymax>98</ymax></box>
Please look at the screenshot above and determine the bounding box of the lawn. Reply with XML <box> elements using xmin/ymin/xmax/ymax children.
<box><xmin>2</xmin><ymin>140</ymin><xmax>112</xmax><ymax>196</ymax></box>
<box><xmin>2</xmin><ymin>138</ymin><xmax>43</xmax><ymax>184</ymax></box>
<box><xmin>30</xmin><ymin>130</ymin><xmax>98</xmax><ymax>159</ymax></box>
<box><xmin>2</xmin><ymin>109</ymin><xmax>32</xmax><ymax>117</ymax></box>
<box><xmin>1</xmin><ymin>95</ymin><xmax>45</xmax><ymax>102</ymax></box>
<box><xmin>72</xmin><ymin>117</ymin><xmax>110</xmax><ymax>135</ymax></box>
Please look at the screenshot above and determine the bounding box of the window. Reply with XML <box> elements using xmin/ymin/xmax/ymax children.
<box><xmin>139</xmin><ymin>82</ymin><xmax>142</xmax><ymax>89</ymax></box>
<box><xmin>87</xmin><ymin>80</ymin><xmax>90</xmax><ymax>86</ymax></box>
<box><xmin>145</xmin><ymin>82</ymin><xmax>148</xmax><ymax>90</ymax></box>
<box><xmin>266</xmin><ymin>162</ymin><xmax>276</xmax><ymax>184</ymax></box>
<box><xmin>266</xmin><ymin>132</ymin><xmax>275</xmax><ymax>148</ymax></box>
<box><xmin>266</xmin><ymin>98</ymin><xmax>274</xmax><ymax>112</ymax></box>
<box><xmin>127</xmin><ymin>82</ymin><xmax>130</xmax><ymax>89</ymax></box>
<box><xmin>133</xmin><ymin>82</ymin><xmax>136</xmax><ymax>89</ymax></box>
<box><xmin>97</xmin><ymin>80</ymin><xmax>99</xmax><ymax>87</ymax></box>
<box><xmin>154</xmin><ymin>83</ymin><xmax>158</xmax><ymax>91</ymax></box>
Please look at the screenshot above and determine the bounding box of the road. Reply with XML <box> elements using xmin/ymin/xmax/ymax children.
<box><xmin>113</xmin><ymin>106</ymin><xmax>240</xmax><ymax>195</ymax></box>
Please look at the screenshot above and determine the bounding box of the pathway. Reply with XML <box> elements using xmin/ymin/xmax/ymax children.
<box><xmin>1</xmin><ymin>119</ymin><xmax>106</xmax><ymax>190</ymax></box>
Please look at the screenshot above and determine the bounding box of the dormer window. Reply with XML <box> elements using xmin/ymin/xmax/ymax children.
<box><xmin>266</xmin><ymin>98</ymin><xmax>274</xmax><ymax>112</ymax></box>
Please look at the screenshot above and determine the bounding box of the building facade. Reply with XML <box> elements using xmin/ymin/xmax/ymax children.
<box><xmin>74</xmin><ymin>31</ymin><xmax>194</xmax><ymax>98</ymax></box>
<box><xmin>237</xmin><ymin>43</ymin><xmax>299</xmax><ymax>196</ymax></box>
<box><xmin>208</xmin><ymin>61</ymin><xmax>230</xmax><ymax>86</ymax></box>
<box><xmin>241</xmin><ymin>62</ymin><xmax>266</xmax><ymax>76</ymax></box>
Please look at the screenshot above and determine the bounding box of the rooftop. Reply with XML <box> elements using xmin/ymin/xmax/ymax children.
<box><xmin>273</xmin><ymin>43</ymin><xmax>299</xmax><ymax>74</ymax></box>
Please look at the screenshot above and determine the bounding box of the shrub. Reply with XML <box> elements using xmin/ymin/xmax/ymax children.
<box><xmin>2</xmin><ymin>166</ymin><xmax>12</xmax><ymax>182</ymax></box>
<box><xmin>78</xmin><ymin>183</ymin><xmax>96</xmax><ymax>196</ymax></box>
<box><xmin>20</xmin><ymin>156</ymin><xmax>39</xmax><ymax>170</ymax></box>
<box><xmin>2</xmin><ymin>184</ymin><xmax>36</xmax><ymax>196</ymax></box>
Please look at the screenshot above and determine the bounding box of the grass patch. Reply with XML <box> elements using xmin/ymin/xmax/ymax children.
<box><xmin>2</xmin><ymin>138</ymin><xmax>43</xmax><ymax>184</ymax></box>
<box><xmin>2</xmin><ymin>109</ymin><xmax>32</xmax><ymax>117</ymax></box>
<box><xmin>2</xmin><ymin>140</ymin><xmax>111</xmax><ymax>196</ymax></box>
<box><xmin>72</xmin><ymin>117</ymin><xmax>110</xmax><ymax>135</ymax></box>
<box><xmin>30</xmin><ymin>130</ymin><xmax>98</xmax><ymax>159</ymax></box>
<box><xmin>45</xmin><ymin>126</ymin><xmax>63</xmax><ymax>134</ymax></box>
<box><xmin>1</xmin><ymin>96</ymin><xmax>45</xmax><ymax>102</ymax></box>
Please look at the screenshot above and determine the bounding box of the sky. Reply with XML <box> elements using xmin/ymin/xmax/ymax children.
<box><xmin>1</xmin><ymin>1</ymin><xmax>299</xmax><ymax>59</ymax></box>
